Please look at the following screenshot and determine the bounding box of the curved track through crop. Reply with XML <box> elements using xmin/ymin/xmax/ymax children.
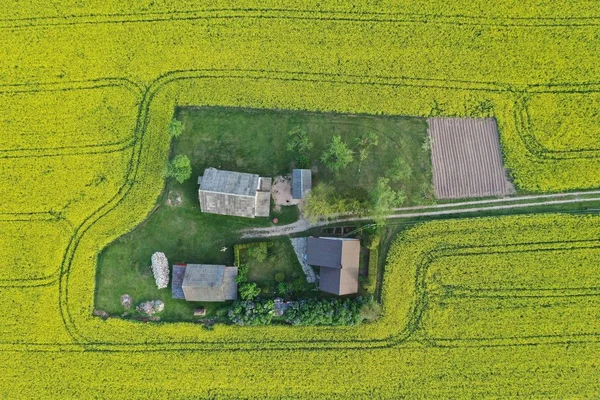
<box><xmin>2</xmin><ymin>9</ymin><xmax>600</xmax><ymax>353</ymax></box>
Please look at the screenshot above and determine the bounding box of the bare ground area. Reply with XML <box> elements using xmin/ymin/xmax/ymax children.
<box><xmin>428</xmin><ymin>117</ymin><xmax>515</xmax><ymax>199</ymax></box>
<box><xmin>271</xmin><ymin>175</ymin><xmax>302</xmax><ymax>212</ymax></box>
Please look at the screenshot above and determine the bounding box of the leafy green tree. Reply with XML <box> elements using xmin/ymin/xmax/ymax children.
<box><xmin>286</xmin><ymin>126</ymin><xmax>313</xmax><ymax>168</ymax></box>
<box><xmin>238</xmin><ymin>282</ymin><xmax>261</xmax><ymax>301</ymax></box>
<box><xmin>387</xmin><ymin>156</ymin><xmax>413</xmax><ymax>182</ymax></box>
<box><xmin>321</xmin><ymin>135</ymin><xmax>353</xmax><ymax>173</ymax></box>
<box><xmin>286</xmin><ymin>126</ymin><xmax>313</xmax><ymax>153</ymax></box>
<box><xmin>369</xmin><ymin>178</ymin><xmax>406</xmax><ymax>226</ymax></box>
<box><xmin>168</xmin><ymin>119</ymin><xmax>184</xmax><ymax>138</ymax></box>
<box><xmin>303</xmin><ymin>183</ymin><xmax>363</xmax><ymax>223</ymax></box>
<box><xmin>248</xmin><ymin>243</ymin><xmax>268</xmax><ymax>263</ymax></box>
<box><xmin>165</xmin><ymin>154</ymin><xmax>192</xmax><ymax>183</ymax></box>
<box><xmin>355</xmin><ymin>132</ymin><xmax>379</xmax><ymax>161</ymax></box>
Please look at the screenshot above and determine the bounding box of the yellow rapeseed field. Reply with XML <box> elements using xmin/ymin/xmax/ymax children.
<box><xmin>2</xmin><ymin>1</ymin><xmax>600</xmax><ymax>397</ymax></box>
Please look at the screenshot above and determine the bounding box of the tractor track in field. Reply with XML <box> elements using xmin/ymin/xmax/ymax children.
<box><xmin>0</xmin><ymin>69</ymin><xmax>596</xmax><ymax>350</ymax></box>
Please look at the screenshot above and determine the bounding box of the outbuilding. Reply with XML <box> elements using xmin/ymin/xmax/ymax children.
<box><xmin>198</xmin><ymin>168</ymin><xmax>271</xmax><ymax>218</ymax></box>
<box><xmin>172</xmin><ymin>264</ymin><xmax>238</xmax><ymax>302</ymax></box>
<box><xmin>291</xmin><ymin>169</ymin><xmax>312</xmax><ymax>200</ymax></box>
<box><xmin>307</xmin><ymin>237</ymin><xmax>360</xmax><ymax>296</ymax></box>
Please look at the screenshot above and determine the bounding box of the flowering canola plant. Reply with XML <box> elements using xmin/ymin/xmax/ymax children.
<box><xmin>2</xmin><ymin>0</ymin><xmax>600</xmax><ymax>397</ymax></box>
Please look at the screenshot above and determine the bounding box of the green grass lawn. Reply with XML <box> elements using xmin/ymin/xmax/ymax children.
<box><xmin>95</xmin><ymin>107</ymin><xmax>432</xmax><ymax>321</ymax></box>
<box><xmin>177</xmin><ymin>107</ymin><xmax>433</xmax><ymax>205</ymax></box>
<box><xmin>237</xmin><ymin>239</ymin><xmax>317</xmax><ymax>298</ymax></box>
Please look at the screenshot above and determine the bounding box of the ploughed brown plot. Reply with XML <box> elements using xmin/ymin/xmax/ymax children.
<box><xmin>428</xmin><ymin>117</ymin><xmax>515</xmax><ymax>199</ymax></box>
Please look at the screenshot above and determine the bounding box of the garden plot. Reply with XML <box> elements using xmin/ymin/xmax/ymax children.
<box><xmin>428</xmin><ymin>117</ymin><xmax>515</xmax><ymax>199</ymax></box>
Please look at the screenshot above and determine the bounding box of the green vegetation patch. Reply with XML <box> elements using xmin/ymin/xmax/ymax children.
<box><xmin>95</xmin><ymin>106</ymin><xmax>432</xmax><ymax>320</ymax></box>
<box><xmin>178</xmin><ymin>107</ymin><xmax>433</xmax><ymax>206</ymax></box>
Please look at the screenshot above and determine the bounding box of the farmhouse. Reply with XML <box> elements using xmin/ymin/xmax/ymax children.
<box><xmin>171</xmin><ymin>264</ymin><xmax>238</xmax><ymax>302</ymax></box>
<box><xmin>198</xmin><ymin>168</ymin><xmax>272</xmax><ymax>218</ymax></box>
<box><xmin>291</xmin><ymin>169</ymin><xmax>312</xmax><ymax>199</ymax></box>
<box><xmin>307</xmin><ymin>237</ymin><xmax>360</xmax><ymax>296</ymax></box>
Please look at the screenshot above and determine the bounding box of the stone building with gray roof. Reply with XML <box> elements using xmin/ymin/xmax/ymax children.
<box><xmin>307</xmin><ymin>237</ymin><xmax>360</xmax><ymax>296</ymax></box>
<box><xmin>198</xmin><ymin>168</ymin><xmax>271</xmax><ymax>218</ymax></box>
<box><xmin>171</xmin><ymin>264</ymin><xmax>238</xmax><ymax>302</ymax></box>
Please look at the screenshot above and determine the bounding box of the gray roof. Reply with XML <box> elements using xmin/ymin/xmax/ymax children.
<box><xmin>171</xmin><ymin>264</ymin><xmax>186</xmax><ymax>299</ymax></box>
<box><xmin>255</xmin><ymin>190</ymin><xmax>271</xmax><ymax>217</ymax></box>
<box><xmin>180</xmin><ymin>264</ymin><xmax>238</xmax><ymax>302</ymax></box>
<box><xmin>199</xmin><ymin>168</ymin><xmax>259</xmax><ymax>197</ymax></box>
<box><xmin>307</xmin><ymin>237</ymin><xmax>360</xmax><ymax>296</ymax></box>
<box><xmin>292</xmin><ymin>169</ymin><xmax>312</xmax><ymax>199</ymax></box>
<box><xmin>307</xmin><ymin>237</ymin><xmax>343</xmax><ymax>268</ymax></box>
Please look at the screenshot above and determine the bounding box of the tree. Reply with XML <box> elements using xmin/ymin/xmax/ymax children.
<box><xmin>168</xmin><ymin>119</ymin><xmax>184</xmax><ymax>138</ymax></box>
<box><xmin>150</xmin><ymin>252</ymin><xmax>169</xmax><ymax>289</ymax></box>
<box><xmin>369</xmin><ymin>178</ymin><xmax>406</xmax><ymax>226</ymax></box>
<box><xmin>286</xmin><ymin>126</ymin><xmax>313</xmax><ymax>153</ymax></box>
<box><xmin>165</xmin><ymin>154</ymin><xmax>192</xmax><ymax>183</ymax></box>
<box><xmin>320</xmin><ymin>135</ymin><xmax>353</xmax><ymax>173</ymax></box>
<box><xmin>355</xmin><ymin>132</ymin><xmax>379</xmax><ymax>161</ymax></box>
<box><xmin>286</xmin><ymin>126</ymin><xmax>313</xmax><ymax>168</ymax></box>
<box><xmin>238</xmin><ymin>282</ymin><xmax>261</xmax><ymax>301</ymax></box>
<box><xmin>248</xmin><ymin>243</ymin><xmax>268</xmax><ymax>263</ymax></box>
<box><xmin>387</xmin><ymin>156</ymin><xmax>413</xmax><ymax>182</ymax></box>
<box><xmin>303</xmin><ymin>183</ymin><xmax>363</xmax><ymax>223</ymax></box>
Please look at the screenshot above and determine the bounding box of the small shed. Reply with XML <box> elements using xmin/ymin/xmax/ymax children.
<box><xmin>292</xmin><ymin>169</ymin><xmax>312</xmax><ymax>199</ymax></box>
<box><xmin>172</xmin><ymin>264</ymin><xmax>238</xmax><ymax>302</ymax></box>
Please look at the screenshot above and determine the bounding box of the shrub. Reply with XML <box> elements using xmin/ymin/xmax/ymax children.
<box><xmin>286</xmin><ymin>126</ymin><xmax>313</xmax><ymax>167</ymax></box>
<box><xmin>165</xmin><ymin>154</ymin><xmax>192</xmax><ymax>184</ymax></box>
<box><xmin>358</xmin><ymin>297</ymin><xmax>381</xmax><ymax>323</ymax></box>
<box><xmin>362</xmin><ymin>235</ymin><xmax>380</xmax><ymax>294</ymax></box>
<box><xmin>236</xmin><ymin>264</ymin><xmax>249</xmax><ymax>284</ymax></box>
<box><xmin>274</xmin><ymin>272</ymin><xmax>285</xmax><ymax>283</ymax></box>
<box><xmin>238</xmin><ymin>282</ymin><xmax>261</xmax><ymax>301</ymax></box>
<box><xmin>284</xmin><ymin>298</ymin><xmax>364</xmax><ymax>326</ymax></box>
<box><xmin>227</xmin><ymin>300</ymin><xmax>274</xmax><ymax>326</ymax></box>
<box><xmin>168</xmin><ymin>119</ymin><xmax>184</xmax><ymax>137</ymax></box>
<box><xmin>276</xmin><ymin>282</ymin><xmax>292</xmax><ymax>296</ymax></box>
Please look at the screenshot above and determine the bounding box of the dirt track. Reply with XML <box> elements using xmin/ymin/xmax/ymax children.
<box><xmin>242</xmin><ymin>190</ymin><xmax>600</xmax><ymax>238</ymax></box>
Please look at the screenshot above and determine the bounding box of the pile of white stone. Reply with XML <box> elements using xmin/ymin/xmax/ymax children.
<box><xmin>290</xmin><ymin>237</ymin><xmax>317</xmax><ymax>283</ymax></box>
<box><xmin>151</xmin><ymin>251</ymin><xmax>169</xmax><ymax>289</ymax></box>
